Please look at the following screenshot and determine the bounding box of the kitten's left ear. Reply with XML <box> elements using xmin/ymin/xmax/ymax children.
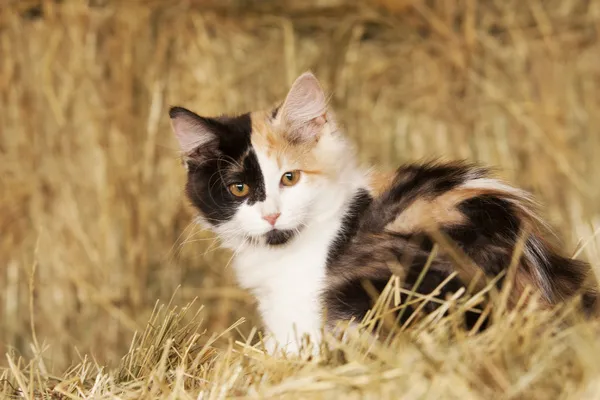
<box><xmin>279</xmin><ymin>72</ymin><xmax>329</xmax><ymax>142</ymax></box>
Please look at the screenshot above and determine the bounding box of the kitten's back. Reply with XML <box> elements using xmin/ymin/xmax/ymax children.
<box><xmin>324</xmin><ymin>161</ymin><xmax>598</xmax><ymax>330</ymax></box>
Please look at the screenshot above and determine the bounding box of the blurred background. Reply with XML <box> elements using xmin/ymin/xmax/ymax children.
<box><xmin>1</xmin><ymin>0</ymin><xmax>599</xmax><ymax>372</ymax></box>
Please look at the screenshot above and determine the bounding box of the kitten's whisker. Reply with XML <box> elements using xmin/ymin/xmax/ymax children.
<box><xmin>223</xmin><ymin>241</ymin><xmax>246</xmax><ymax>270</ymax></box>
<box><xmin>200</xmin><ymin>237</ymin><xmax>222</xmax><ymax>257</ymax></box>
<box><xmin>178</xmin><ymin>236</ymin><xmax>221</xmax><ymax>246</ymax></box>
<box><xmin>168</xmin><ymin>219</ymin><xmax>199</xmax><ymax>257</ymax></box>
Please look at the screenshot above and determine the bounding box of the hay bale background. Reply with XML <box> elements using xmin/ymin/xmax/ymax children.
<box><xmin>1</xmin><ymin>0</ymin><xmax>599</xmax><ymax>372</ymax></box>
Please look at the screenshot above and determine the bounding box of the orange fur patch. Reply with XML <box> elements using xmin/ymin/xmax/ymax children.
<box><xmin>368</xmin><ymin>170</ymin><xmax>395</xmax><ymax>196</ymax></box>
<box><xmin>250</xmin><ymin>110</ymin><xmax>332</xmax><ymax>177</ymax></box>
<box><xmin>385</xmin><ymin>189</ymin><xmax>474</xmax><ymax>234</ymax></box>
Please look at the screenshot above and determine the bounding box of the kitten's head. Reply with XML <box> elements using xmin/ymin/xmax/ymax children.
<box><xmin>169</xmin><ymin>72</ymin><xmax>359</xmax><ymax>248</ymax></box>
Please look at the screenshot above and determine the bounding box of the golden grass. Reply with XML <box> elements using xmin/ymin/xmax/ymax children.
<box><xmin>1</xmin><ymin>0</ymin><xmax>600</xmax><ymax>398</ymax></box>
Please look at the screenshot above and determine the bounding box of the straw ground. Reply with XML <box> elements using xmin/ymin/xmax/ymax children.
<box><xmin>1</xmin><ymin>0</ymin><xmax>600</xmax><ymax>398</ymax></box>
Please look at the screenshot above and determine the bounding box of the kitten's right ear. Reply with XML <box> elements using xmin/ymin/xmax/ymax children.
<box><xmin>169</xmin><ymin>107</ymin><xmax>218</xmax><ymax>155</ymax></box>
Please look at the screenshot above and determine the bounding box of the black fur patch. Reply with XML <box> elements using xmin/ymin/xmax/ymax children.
<box><xmin>241</xmin><ymin>148</ymin><xmax>267</xmax><ymax>205</ymax></box>
<box><xmin>270</xmin><ymin>103</ymin><xmax>282</xmax><ymax>120</ymax></box>
<box><xmin>446</xmin><ymin>195</ymin><xmax>521</xmax><ymax>278</ymax></box>
<box><xmin>327</xmin><ymin>277</ymin><xmax>391</xmax><ymax>323</ymax></box>
<box><xmin>265</xmin><ymin>229</ymin><xmax>297</xmax><ymax>246</ymax></box>
<box><xmin>170</xmin><ymin>107</ymin><xmax>267</xmax><ymax>226</ymax></box>
<box><xmin>456</xmin><ymin>195</ymin><xmax>520</xmax><ymax>243</ymax></box>
<box><xmin>326</xmin><ymin>189</ymin><xmax>373</xmax><ymax>268</ymax></box>
<box><xmin>388</xmin><ymin>162</ymin><xmax>484</xmax><ymax>201</ymax></box>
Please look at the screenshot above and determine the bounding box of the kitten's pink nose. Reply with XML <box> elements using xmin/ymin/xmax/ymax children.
<box><xmin>262</xmin><ymin>213</ymin><xmax>281</xmax><ymax>226</ymax></box>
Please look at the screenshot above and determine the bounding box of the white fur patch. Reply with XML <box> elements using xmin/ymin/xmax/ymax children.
<box><xmin>460</xmin><ymin>178</ymin><xmax>531</xmax><ymax>199</ymax></box>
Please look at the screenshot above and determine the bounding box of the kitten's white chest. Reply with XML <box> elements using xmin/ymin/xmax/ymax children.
<box><xmin>232</xmin><ymin>223</ymin><xmax>338</xmax><ymax>354</ymax></box>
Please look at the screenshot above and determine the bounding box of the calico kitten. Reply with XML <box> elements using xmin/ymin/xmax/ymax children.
<box><xmin>169</xmin><ymin>72</ymin><xmax>597</xmax><ymax>354</ymax></box>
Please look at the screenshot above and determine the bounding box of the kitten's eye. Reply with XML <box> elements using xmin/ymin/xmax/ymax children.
<box><xmin>229</xmin><ymin>183</ymin><xmax>250</xmax><ymax>197</ymax></box>
<box><xmin>281</xmin><ymin>171</ymin><xmax>301</xmax><ymax>187</ymax></box>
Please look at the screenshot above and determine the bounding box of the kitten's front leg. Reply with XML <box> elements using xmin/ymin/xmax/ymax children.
<box><xmin>259</xmin><ymin>305</ymin><xmax>323</xmax><ymax>358</ymax></box>
<box><xmin>262</xmin><ymin>331</ymin><xmax>322</xmax><ymax>359</ymax></box>
<box><xmin>252</xmin><ymin>278</ymin><xmax>324</xmax><ymax>354</ymax></box>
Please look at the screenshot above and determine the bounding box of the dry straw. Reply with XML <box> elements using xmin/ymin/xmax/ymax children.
<box><xmin>1</xmin><ymin>0</ymin><xmax>600</xmax><ymax>398</ymax></box>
